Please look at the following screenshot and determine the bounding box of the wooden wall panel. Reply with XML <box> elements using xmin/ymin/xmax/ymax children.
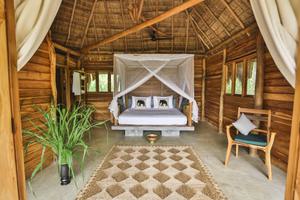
<box><xmin>205</xmin><ymin>32</ymin><xmax>294</xmax><ymax>171</ymax></box>
<box><xmin>18</xmin><ymin>39</ymin><xmax>55</xmax><ymax>178</ymax></box>
<box><xmin>205</xmin><ymin>52</ymin><xmax>223</xmax><ymax>127</ymax></box>
<box><xmin>263</xmin><ymin>51</ymin><xmax>294</xmax><ymax>171</ymax></box>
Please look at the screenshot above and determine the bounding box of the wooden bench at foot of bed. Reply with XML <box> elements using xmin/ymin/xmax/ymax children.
<box><xmin>111</xmin><ymin>125</ymin><xmax>195</xmax><ymax>136</ymax></box>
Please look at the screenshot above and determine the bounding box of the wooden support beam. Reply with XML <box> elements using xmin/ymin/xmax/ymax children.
<box><xmin>218</xmin><ymin>49</ymin><xmax>226</xmax><ymax>133</ymax></box>
<box><xmin>65</xmin><ymin>53</ymin><xmax>71</xmax><ymax>110</ymax></box>
<box><xmin>203</xmin><ymin>3</ymin><xmax>231</xmax><ymax>37</ymax></box>
<box><xmin>190</xmin><ymin>16</ymin><xmax>213</xmax><ymax>47</ymax></box>
<box><xmin>137</xmin><ymin>0</ymin><xmax>144</xmax><ymax>21</ymax></box>
<box><xmin>207</xmin><ymin>23</ymin><xmax>257</xmax><ymax>55</ymax></box>
<box><xmin>201</xmin><ymin>58</ymin><xmax>206</xmax><ymax>121</ymax></box>
<box><xmin>254</xmin><ymin>32</ymin><xmax>264</xmax><ymax>109</ymax></box>
<box><xmin>65</xmin><ymin>0</ymin><xmax>77</xmax><ymax>45</ymax></box>
<box><xmin>81</xmin><ymin>0</ymin><xmax>203</xmax><ymax>53</ymax></box>
<box><xmin>285</xmin><ymin>27</ymin><xmax>300</xmax><ymax>200</ymax></box>
<box><xmin>156</xmin><ymin>0</ymin><xmax>159</xmax><ymax>52</ymax></box>
<box><xmin>54</xmin><ymin>42</ymin><xmax>80</xmax><ymax>57</ymax></box>
<box><xmin>80</xmin><ymin>0</ymin><xmax>97</xmax><ymax>48</ymax></box>
<box><xmin>220</xmin><ymin>0</ymin><xmax>245</xmax><ymax>29</ymax></box>
<box><xmin>3</xmin><ymin>0</ymin><xmax>26</xmax><ymax>199</ymax></box>
<box><xmin>104</xmin><ymin>0</ymin><xmax>114</xmax><ymax>51</ymax></box>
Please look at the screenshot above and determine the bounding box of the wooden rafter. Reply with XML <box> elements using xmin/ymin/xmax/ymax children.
<box><xmin>203</xmin><ymin>3</ymin><xmax>231</xmax><ymax>37</ymax></box>
<box><xmin>119</xmin><ymin>0</ymin><xmax>128</xmax><ymax>52</ymax></box>
<box><xmin>185</xmin><ymin>12</ymin><xmax>190</xmax><ymax>53</ymax></box>
<box><xmin>189</xmin><ymin>15</ymin><xmax>213</xmax><ymax>47</ymax></box>
<box><xmin>207</xmin><ymin>23</ymin><xmax>257</xmax><ymax>54</ymax></box>
<box><xmin>156</xmin><ymin>0</ymin><xmax>159</xmax><ymax>52</ymax></box>
<box><xmin>80</xmin><ymin>0</ymin><xmax>97</xmax><ymax>48</ymax></box>
<box><xmin>65</xmin><ymin>0</ymin><xmax>77</xmax><ymax>45</ymax></box>
<box><xmin>171</xmin><ymin>0</ymin><xmax>174</xmax><ymax>52</ymax></box>
<box><xmin>54</xmin><ymin>42</ymin><xmax>81</xmax><ymax>57</ymax></box>
<box><xmin>104</xmin><ymin>0</ymin><xmax>114</xmax><ymax>51</ymax></box>
<box><xmin>190</xmin><ymin>17</ymin><xmax>209</xmax><ymax>50</ymax></box>
<box><xmin>220</xmin><ymin>0</ymin><xmax>245</xmax><ymax>29</ymax></box>
<box><xmin>192</xmin><ymin>8</ymin><xmax>222</xmax><ymax>42</ymax></box>
<box><xmin>92</xmin><ymin>16</ymin><xmax>101</xmax><ymax>54</ymax></box>
<box><xmin>81</xmin><ymin>0</ymin><xmax>203</xmax><ymax>53</ymax></box>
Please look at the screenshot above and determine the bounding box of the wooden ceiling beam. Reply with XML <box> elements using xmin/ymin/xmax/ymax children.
<box><xmin>220</xmin><ymin>0</ymin><xmax>245</xmax><ymax>29</ymax></box>
<box><xmin>104</xmin><ymin>0</ymin><xmax>114</xmax><ymax>51</ymax></box>
<box><xmin>65</xmin><ymin>0</ymin><xmax>77</xmax><ymax>45</ymax></box>
<box><xmin>207</xmin><ymin>23</ymin><xmax>257</xmax><ymax>55</ymax></box>
<box><xmin>80</xmin><ymin>0</ymin><xmax>97</xmax><ymax>48</ymax></box>
<box><xmin>203</xmin><ymin>3</ymin><xmax>231</xmax><ymax>37</ymax></box>
<box><xmin>156</xmin><ymin>0</ymin><xmax>159</xmax><ymax>52</ymax></box>
<box><xmin>54</xmin><ymin>42</ymin><xmax>81</xmax><ymax>57</ymax></box>
<box><xmin>81</xmin><ymin>0</ymin><xmax>203</xmax><ymax>53</ymax></box>
<box><xmin>171</xmin><ymin>0</ymin><xmax>174</xmax><ymax>52</ymax></box>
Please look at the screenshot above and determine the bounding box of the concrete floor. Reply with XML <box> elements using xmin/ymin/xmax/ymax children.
<box><xmin>27</xmin><ymin>122</ymin><xmax>286</xmax><ymax>200</ymax></box>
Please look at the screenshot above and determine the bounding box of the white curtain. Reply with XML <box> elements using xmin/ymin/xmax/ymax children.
<box><xmin>250</xmin><ymin>0</ymin><xmax>298</xmax><ymax>87</ymax></box>
<box><xmin>109</xmin><ymin>54</ymin><xmax>199</xmax><ymax>122</ymax></box>
<box><xmin>15</xmin><ymin>0</ymin><xmax>62</xmax><ymax>71</ymax></box>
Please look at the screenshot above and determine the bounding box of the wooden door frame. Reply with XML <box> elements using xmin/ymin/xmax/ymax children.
<box><xmin>2</xmin><ymin>0</ymin><xmax>27</xmax><ymax>199</ymax></box>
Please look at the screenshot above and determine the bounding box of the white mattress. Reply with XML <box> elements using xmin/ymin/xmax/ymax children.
<box><xmin>118</xmin><ymin>108</ymin><xmax>187</xmax><ymax>125</ymax></box>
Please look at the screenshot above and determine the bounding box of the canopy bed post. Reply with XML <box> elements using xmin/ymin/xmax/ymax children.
<box><xmin>188</xmin><ymin>102</ymin><xmax>193</xmax><ymax>126</ymax></box>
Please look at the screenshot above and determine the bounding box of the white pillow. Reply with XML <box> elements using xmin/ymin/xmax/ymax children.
<box><xmin>131</xmin><ymin>96</ymin><xmax>151</xmax><ymax>109</ymax></box>
<box><xmin>232</xmin><ymin>113</ymin><xmax>257</xmax><ymax>135</ymax></box>
<box><xmin>153</xmin><ymin>96</ymin><xmax>173</xmax><ymax>109</ymax></box>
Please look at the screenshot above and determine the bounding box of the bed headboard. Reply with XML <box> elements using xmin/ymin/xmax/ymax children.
<box><xmin>126</xmin><ymin>77</ymin><xmax>180</xmax><ymax>107</ymax></box>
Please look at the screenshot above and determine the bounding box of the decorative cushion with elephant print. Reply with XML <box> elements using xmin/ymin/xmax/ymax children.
<box><xmin>153</xmin><ymin>96</ymin><xmax>173</xmax><ymax>109</ymax></box>
<box><xmin>131</xmin><ymin>96</ymin><xmax>151</xmax><ymax>109</ymax></box>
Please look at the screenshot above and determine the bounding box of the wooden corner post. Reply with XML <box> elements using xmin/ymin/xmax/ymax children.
<box><xmin>285</xmin><ymin>28</ymin><xmax>300</xmax><ymax>200</ymax></box>
<box><xmin>201</xmin><ymin>58</ymin><xmax>206</xmax><ymax>121</ymax></box>
<box><xmin>219</xmin><ymin>49</ymin><xmax>227</xmax><ymax>133</ymax></box>
<box><xmin>1</xmin><ymin>0</ymin><xmax>26</xmax><ymax>199</ymax></box>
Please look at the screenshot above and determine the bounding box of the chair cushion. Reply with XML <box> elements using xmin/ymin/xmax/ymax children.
<box><xmin>232</xmin><ymin>113</ymin><xmax>257</xmax><ymax>135</ymax></box>
<box><xmin>234</xmin><ymin>133</ymin><xmax>267</xmax><ymax>146</ymax></box>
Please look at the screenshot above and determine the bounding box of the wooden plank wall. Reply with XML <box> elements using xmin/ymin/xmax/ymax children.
<box><xmin>263</xmin><ymin>51</ymin><xmax>294</xmax><ymax>170</ymax></box>
<box><xmin>205</xmin><ymin>52</ymin><xmax>223</xmax><ymax>127</ymax></box>
<box><xmin>18</xmin><ymin>39</ymin><xmax>55</xmax><ymax>178</ymax></box>
<box><xmin>205</xmin><ymin>33</ymin><xmax>294</xmax><ymax>171</ymax></box>
<box><xmin>84</xmin><ymin>54</ymin><xmax>204</xmax><ymax>121</ymax></box>
<box><xmin>222</xmin><ymin>35</ymin><xmax>256</xmax><ymax>130</ymax></box>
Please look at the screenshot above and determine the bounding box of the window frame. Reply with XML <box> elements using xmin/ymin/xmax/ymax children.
<box><xmin>86</xmin><ymin>69</ymin><xmax>114</xmax><ymax>94</ymax></box>
<box><xmin>225</xmin><ymin>54</ymin><xmax>257</xmax><ymax>97</ymax></box>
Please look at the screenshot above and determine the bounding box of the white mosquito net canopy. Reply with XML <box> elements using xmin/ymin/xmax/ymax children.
<box><xmin>109</xmin><ymin>54</ymin><xmax>199</xmax><ymax>122</ymax></box>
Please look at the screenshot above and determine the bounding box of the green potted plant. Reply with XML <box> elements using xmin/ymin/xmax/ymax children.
<box><xmin>24</xmin><ymin>105</ymin><xmax>105</xmax><ymax>185</ymax></box>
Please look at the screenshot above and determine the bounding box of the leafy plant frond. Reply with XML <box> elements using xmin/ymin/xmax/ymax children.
<box><xmin>24</xmin><ymin>104</ymin><xmax>106</xmax><ymax>189</ymax></box>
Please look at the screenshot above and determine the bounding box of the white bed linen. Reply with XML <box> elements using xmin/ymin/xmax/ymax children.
<box><xmin>118</xmin><ymin>108</ymin><xmax>187</xmax><ymax>125</ymax></box>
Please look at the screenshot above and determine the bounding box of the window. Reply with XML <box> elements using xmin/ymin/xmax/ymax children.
<box><xmin>87</xmin><ymin>72</ymin><xmax>96</xmax><ymax>92</ymax></box>
<box><xmin>225</xmin><ymin>56</ymin><xmax>257</xmax><ymax>96</ymax></box>
<box><xmin>235</xmin><ymin>62</ymin><xmax>244</xmax><ymax>95</ymax></box>
<box><xmin>246</xmin><ymin>59</ymin><xmax>257</xmax><ymax>95</ymax></box>
<box><xmin>225</xmin><ymin>63</ymin><xmax>233</xmax><ymax>94</ymax></box>
<box><xmin>98</xmin><ymin>72</ymin><xmax>109</xmax><ymax>92</ymax></box>
<box><xmin>86</xmin><ymin>71</ymin><xmax>114</xmax><ymax>93</ymax></box>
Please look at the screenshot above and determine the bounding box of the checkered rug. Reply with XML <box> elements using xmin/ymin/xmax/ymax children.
<box><xmin>76</xmin><ymin>145</ymin><xmax>226</xmax><ymax>200</ymax></box>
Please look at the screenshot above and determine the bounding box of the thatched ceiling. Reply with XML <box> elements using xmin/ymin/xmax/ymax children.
<box><xmin>51</xmin><ymin>0</ymin><xmax>256</xmax><ymax>54</ymax></box>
